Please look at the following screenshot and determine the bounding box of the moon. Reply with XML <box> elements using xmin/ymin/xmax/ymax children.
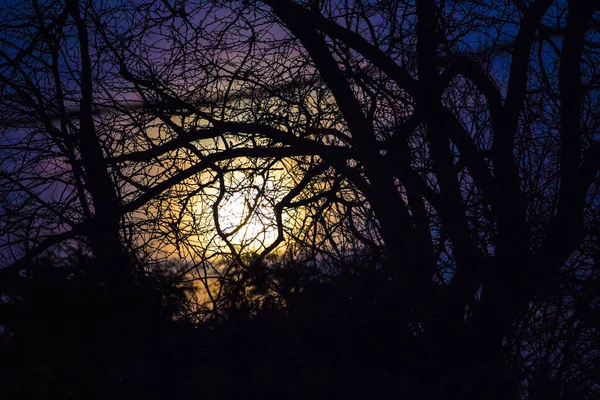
<box><xmin>216</xmin><ymin>190</ymin><xmax>280</xmax><ymax>251</ymax></box>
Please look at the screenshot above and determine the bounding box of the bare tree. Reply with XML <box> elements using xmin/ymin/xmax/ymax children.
<box><xmin>1</xmin><ymin>0</ymin><xmax>599</xmax><ymax>398</ymax></box>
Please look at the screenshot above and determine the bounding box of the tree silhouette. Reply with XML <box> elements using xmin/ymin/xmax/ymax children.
<box><xmin>1</xmin><ymin>0</ymin><xmax>599</xmax><ymax>399</ymax></box>
<box><xmin>0</xmin><ymin>249</ymin><xmax>194</xmax><ymax>399</ymax></box>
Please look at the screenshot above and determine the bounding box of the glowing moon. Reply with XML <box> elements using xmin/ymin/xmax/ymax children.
<box><xmin>215</xmin><ymin>190</ymin><xmax>280</xmax><ymax>251</ymax></box>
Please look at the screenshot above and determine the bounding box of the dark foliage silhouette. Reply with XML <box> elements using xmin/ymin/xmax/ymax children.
<box><xmin>0</xmin><ymin>250</ymin><xmax>193</xmax><ymax>399</ymax></box>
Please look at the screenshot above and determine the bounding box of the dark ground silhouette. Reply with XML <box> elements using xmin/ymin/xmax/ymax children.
<box><xmin>1</xmin><ymin>249</ymin><xmax>598</xmax><ymax>399</ymax></box>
